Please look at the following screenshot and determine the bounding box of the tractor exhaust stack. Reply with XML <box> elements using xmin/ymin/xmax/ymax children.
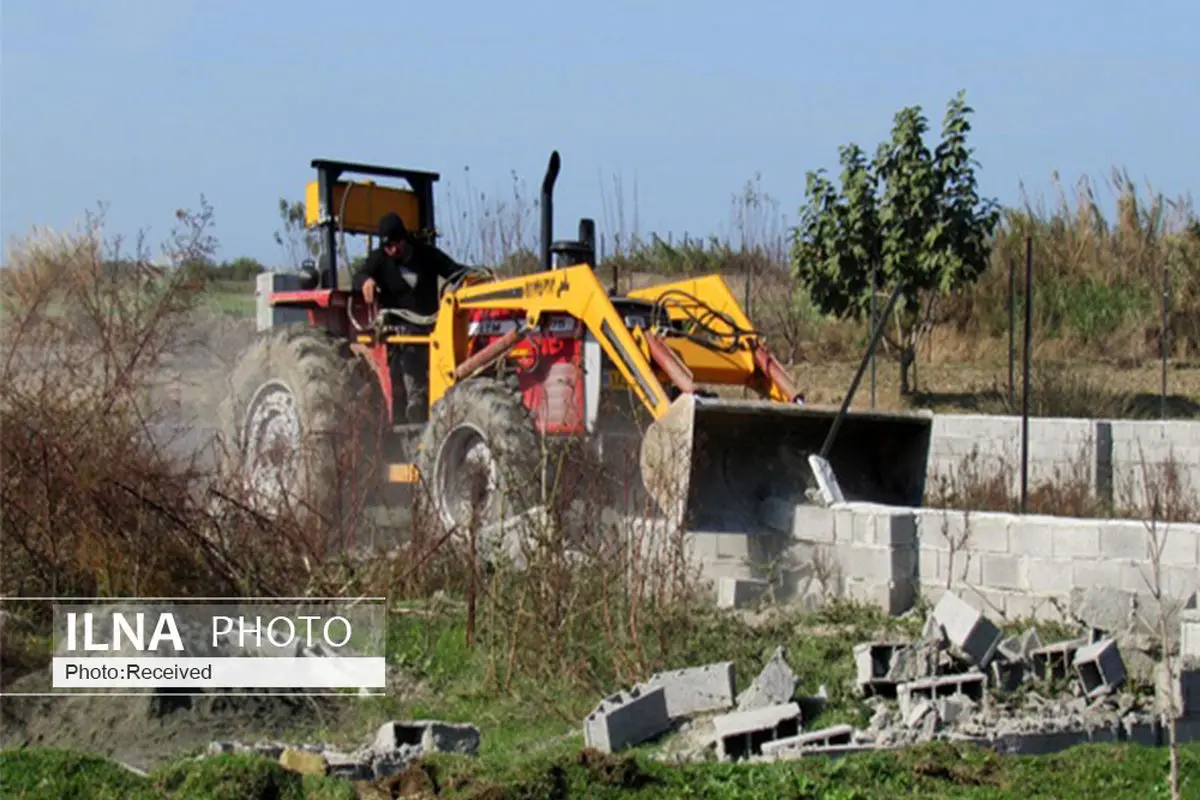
<box><xmin>540</xmin><ymin>150</ymin><xmax>561</xmax><ymax>271</ymax></box>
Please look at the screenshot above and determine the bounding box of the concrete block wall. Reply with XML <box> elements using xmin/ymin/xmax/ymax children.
<box><xmin>768</xmin><ymin>501</ymin><xmax>1200</xmax><ymax>623</ymax></box>
<box><xmin>927</xmin><ymin>414</ymin><xmax>1200</xmax><ymax>511</ymax></box>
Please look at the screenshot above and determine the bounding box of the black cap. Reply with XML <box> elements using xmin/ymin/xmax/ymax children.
<box><xmin>378</xmin><ymin>212</ymin><xmax>408</xmax><ymax>245</ymax></box>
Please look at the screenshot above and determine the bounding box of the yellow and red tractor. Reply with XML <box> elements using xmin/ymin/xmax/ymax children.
<box><xmin>219</xmin><ymin>152</ymin><xmax>932</xmax><ymax>534</ymax></box>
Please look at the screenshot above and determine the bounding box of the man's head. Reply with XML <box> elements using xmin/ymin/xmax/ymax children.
<box><xmin>378</xmin><ymin>212</ymin><xmax>409</xmax><ymax>258</ymax></box>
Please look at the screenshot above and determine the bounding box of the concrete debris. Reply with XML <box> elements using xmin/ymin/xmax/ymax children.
<box><xmin>735</xmin><ymin>646</ymin><xmax>799</xmax><ymax>711</ymax></box>
<box><xmin>931</xmin><ymin>592</ymin><xmax>1002</xmax><ymax>669</ymax></box>
<box><xmin>584</xmin><ymin>685</ymin><xmax>671</xmax><ymax>753</ymax></box>
<box><xmin>1031</xmin><ymin>637</ymin><xmax>1089</xmax><ymax>681</ymax></box>
<box><xmin>204</xmin><ymin>718</ymin><xmax>480</xmax><ymax>781</ymax></box>
<box><xmin>639</xmin><ymin>661</ymin><xmax>737</xmax><ymax>719</ymax></box>
<box><xmin>854</xmin><ymin>643</ymin><xmax>904</xmax><ymax>697</ymax></box>
<box><xmin>759</xmin><ymin>724</ymin><xmax>853</xmax><ymax>758</ymax></box>
<box><xmin>711</xmin><ymin>702</ymin><xmax>801</xmax><ymax>761</ymax></box>
<box><xmin>1182</xmin><ymin>609</ymin><xmax>1200</xmax><ymax>664</ymax></box>
<box><xmin>575</xmin><ymin>590</ymin><xmax>1195</xmax><ymax>768</ymax></box>
<box><xmin>1157</xmin><ymin>663</ymin><xmax>1200</xmax><ymax>717</ymax></box>
<box><xmin>1073</xmin><ymin>638</ymin><xmax>1127</xmax><ymax>698</ymax></box>
<box><xmin>897</xmin><ymin>672</ymin><xmax>986</xmax><ymax>720</ymax></box>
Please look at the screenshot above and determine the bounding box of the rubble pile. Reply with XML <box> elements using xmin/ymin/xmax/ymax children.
<box><xmin>580</xmin><ymin>592</ymin><xmax>1200</xmax><ymax>763</ymax></box>
<box><xmin>205</xmin><ymin>719</ymin><xmax>480</xmax><ymax>780</ymax></box>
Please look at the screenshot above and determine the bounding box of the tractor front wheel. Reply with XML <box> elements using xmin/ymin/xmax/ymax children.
<box><xmin>216</xmin><ymin>324</ymin><xmax>387</xmax><ymax>528</ymax></box>
<box><xmin>415</xmin><ymin>377</ymin><xmax>542</xmax><ymax>535</ymax></box>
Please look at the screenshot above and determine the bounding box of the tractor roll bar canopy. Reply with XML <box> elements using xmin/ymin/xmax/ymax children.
<box><xmin>309</xmin><ymin>159</ymin><xmax>441</xmax><ymax>290</ymax></box>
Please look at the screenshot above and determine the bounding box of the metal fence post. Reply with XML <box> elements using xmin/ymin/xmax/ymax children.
<box><xmin>1021</xmin><ymin>236</ymin><xmax>1033</xmax><ymax>514</ymax></box>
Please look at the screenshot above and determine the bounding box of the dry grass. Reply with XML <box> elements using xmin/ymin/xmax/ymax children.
<box><xmin>428</xmin><ymin>163</ymin><xmax>1199</xmax><ymax>421</ymax></box>
<box><xmin>0</xmin><ymin>202</ymin><xmax>714</xmax><ymax>700</ymax></box>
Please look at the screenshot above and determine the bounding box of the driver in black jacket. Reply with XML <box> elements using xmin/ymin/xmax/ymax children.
<box><xmin>353</xmin><ymin>212</ymin><xmax>467</xmax><ymax>423</ymax></box>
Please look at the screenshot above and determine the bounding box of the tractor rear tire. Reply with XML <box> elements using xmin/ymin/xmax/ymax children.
<box><xmin>216</xmin><ymin>324</ymin><xmax>388</xmax><ymax>528</ymax></box>
<box><xmin>415</xmin><ymin>377</ymin><xmax>543</xmax><ymax>535</ymax></box>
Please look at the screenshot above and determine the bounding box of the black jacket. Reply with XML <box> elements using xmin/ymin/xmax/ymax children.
<box><xmin>352</xmin><ymin>240</ymin><xmax>466</xmax><ymax>316</ymax></box>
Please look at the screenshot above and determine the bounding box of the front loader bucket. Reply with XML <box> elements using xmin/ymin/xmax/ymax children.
<box><xmin>640</xmin><ymin>395</ymin><xmax>933</xmax><ymax>532</ymax></box>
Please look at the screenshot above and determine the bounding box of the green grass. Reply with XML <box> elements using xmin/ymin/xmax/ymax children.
<box><xmin>199</xmin><ymin>279</ymin><xmax>256</xmax><ymax>317</ymax></box>
<box><xmin>4</xmin><ymin>739</ymin><xmax>1196</xmax><ymax>799</ymax></box>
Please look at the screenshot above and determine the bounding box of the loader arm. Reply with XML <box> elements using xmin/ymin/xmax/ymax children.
<box><xmin>628</xmin><ymin>275</ymin><xmax>801</xmax><ymax>403</ymax></box>
<box><xmin>427</xmin><ymin>264</ymin><xmax>674</xmax><ymax>416</ymax></box>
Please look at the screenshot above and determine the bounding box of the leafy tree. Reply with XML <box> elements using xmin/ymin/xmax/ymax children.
<box><xmin>791</xmin><ymin>90</ymin><xmax>1000</xmax><ymax>394</ymax></box>
<box><xmin>273</xmin><ymin>198</ymin><xmax>321</xmax><ymax>268</ymax></box>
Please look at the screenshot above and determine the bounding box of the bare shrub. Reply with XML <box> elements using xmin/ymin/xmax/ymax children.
<box><xmin>0</xmin><ymin>205</ymin><xmax>393</xmax><ymax>613</ymax></box>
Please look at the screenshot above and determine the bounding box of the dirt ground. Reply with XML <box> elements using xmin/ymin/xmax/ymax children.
<box><xmin>0</xmin><ymin>670</ymin><xmax>367</xmax><ymax>772</ymax></box>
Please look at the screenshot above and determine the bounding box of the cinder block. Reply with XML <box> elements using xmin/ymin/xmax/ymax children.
<box><xmin>1156</xmin><ymin>663</ymin><xmax>1200</xmax><ymax>718</ymax></box>
<box><xmin>1070</xmin><ymin>560</ymin><xmax>1123</xmax><ymax>592</ymax></box>
<box><xmin>712</xmin><ymin>702</ymin><xmax>801</xmax><ymax>761</ymax></box>
<box><xmin>583</xmin><ymin>685</ymin><xmax>670</xmax><ymax>753</ymax></box>
<box><xmin>981</xmin><ymin>554</ymin><xmax>1021</xmax><ymax>590</ymax></box>
<box><xmin>833</xmin><ymin>543</ymin><xmax>893</xmax><ymax>583</ymax></box>
<box><xmin>853</xmin><ymin>643</ymin><xmax>903</xmax><ymax>698</ymax></box>
<box><xmin>373</xmin><ymin>720</ymin><xmax>481</xmax><ymax>756</ymax></box>
<box><xmin>1023</xmin><ymin>558</ymin><xmax>1069</xmax><ymax>595</ymax></box>
<box><xmin>897</xmin><ymin>672</ymin><xmax>987</xmax><ymax>719</ymax></box>
<box><xmin>1182</xmin><ymin>611</ymin><xmax>1200</xmax><ymax>663</ymax></box>
<box><xmin>791</xmin><ymin>504</ymin><xmax>836</xmax><ymax>543</ymax></box>
<box><xmin>962</xmin><ymin>514</ymin><xmax>1011</xmax><ymax>554</ymax></box>
<box><xmin>931</xmin><ymin>592</ymin><xmax>1002</xmax><ymax>668</ymax></box>
<box><xmin>717</xmin><ymin>577</ymin><xmax>770</xmax><ymax>609</ymax></box>
<box><xmin>639</xmin><ymin>662</ymin><xmax>736</xmax><ymax>719</ymax></box>
<box><xmin>759</xmin><ymin>724</ymin><xmax>854</xmax><ymax>756</ymax></box>
<box><xmin>876</xmin><ymin>510</ymin><xmax>918</xmax><ymax>548</ymax></box>
<box><xmin>988</xmin><ymin>654</ymin><xmax>1025</xmax><ymax>692</ymax></box>
<box><xmin>918</xmin><ymin>548</ymin><xmax>941</xmax><ymax>583</ymax></box>
<box><xmin>998</xmin><ymin>629</ymin><xmax>1043</xmax><ymax>662</ymax></box>
<box><xmin>1051</xmin><ymin>522</ymin><xmax>1101</xmax><ymax>559</ymax></box>
<box><xmin>1158</xmin><ymin>526</ymin><xmax>1200</xmax><ymax>568</ymax></box>
<box><xmin>736</xmin><ymin>646</ymin><xmax>798</xmax><ymax>711</ymax></box>
<box><xmin>1031</xmin><ymin>638</ymin><xmax>1088</xmax><ymax>681</ymax></box>
<box><xmin>1098</xmin><ymin>521</ymin><xmax>1149</xmax><ymax>561</ymax></box>
<box><xmin>1073</xmin><ymin>638</ymin><xmax>1126</xmax><ymax>697</ymax></box>
<box><xmin>1007</xmin><ymin>519</ymin><xmax>1054</xmax><ymax>559</ymax></box>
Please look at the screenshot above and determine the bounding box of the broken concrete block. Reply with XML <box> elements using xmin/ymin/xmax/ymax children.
<box><xmin>736</xmin><ymin>646</ymin><xmax>798</xmax><ymax>711</ymax></box>
<box><xmin>717</xmin><ymin>577</ymin><xmax>770</xmax><ymax>609</ymax></box>
<box><xmin>905</xmin><ymin>699</ymin><xmax>934</xmax><ymax>729</ymax></box>
<box><xmin>853</xmin><ymin>643</ymin><xmax>903</xmax><ymax>698</ymax></box>
<box><xmin>583</xmin><ymin>685</ymin><xmax>670</xmax><ymax>753</ymax></box>
<box><xmin>1182</xmin><ymin>610</ymin><xmax>1200</xmax><ymax>664</ymax></box>
<box><xmin>989</xmin><ymin>653</ymin><xmax>1026</xmax><ymax>693</ymax></box>
<box><xmin>640</xmin><ymin>661</ymin><xmax>737</xmax><ymax>719</ymax></box>
<box><xmin>373</xmin><ymin>720</ymin><xmax>481</xmax><ymax>757</ymax></box>
<box><xmin>808</xmin><ymin>455</ymin><xmax>845</xmax><ymax>506</ymax></box>
<box><xmin>998</xmin><ymin>629</ymin><xmax>1043</xmax><ymax>663</ymax></box>
<box><xmin>1073</xmin><ymin>638</ymin><xmax>1127</xmax><ymax>698</ymax></box>
<box><xmin>936</xmin><ymin>695</ymin><xmax>976</xmax><ymax>726</ymax></box>
<box><xmin>1156</xmin><ymin>663</ymin><xmax>1200</xmax><ymax>718</ymax></box>
<box><xmin>712</xmin><ymin>702</ymin><xmax>801</xmax><ymax>761</ymax></box>
<box><xmin>888</xmin><ymin>641</ymin><xmax>941</xmax><ymax>683</ymax></box>
<box><xmin>897</xmin><ymin>672</ymin><xmax>987</xmax><ymax>719</ymax></box>
<box><xmin>1031</xmin><ymin>638</ymin><xmax>1088</xmax><ymax>681</ymax></box>
<box><xmin>759</xmin><ymin>724</ymin><xmax>854</xmax><ymax>757</ymax></box>
<box><xmin>323</xmin><ymin>751</ymin><xmax>372</xmax><ymax>781</ymax></box>
<box><xmin>931</xmin><ymin>592</ymin><xmax>1002</xmax><ymax>668</ymax></box>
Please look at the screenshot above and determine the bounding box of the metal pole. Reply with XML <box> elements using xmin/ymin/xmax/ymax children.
<box><xmin>1021</xmin><ymin>235</ymin><xmax>1033</xmax><ymax>514</ymax></box>
<box><xmin>1008</xmin><ymin>250</ymin><xmax>1016</xmax><ymax>408</ymax></box>
<box><xmin>1162</xmin><ymin>264</ymin><xmax>1170</xmax><ymax>419</ymax></box>
<box><xmin>819</xmin><ymin>280</ymin><xmax>905</xmax><ymax>460</ymax></box>
<box><xmin>870</xmin><ymin>262</ymin><xmax>877</xmax><ymax>410</ymax></box>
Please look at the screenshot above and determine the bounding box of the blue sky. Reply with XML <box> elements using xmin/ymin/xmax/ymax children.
<box><xmin>3</xmin><ymin>0</ymin><xmax>1197</xmax><ymax>266</ymax></box>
